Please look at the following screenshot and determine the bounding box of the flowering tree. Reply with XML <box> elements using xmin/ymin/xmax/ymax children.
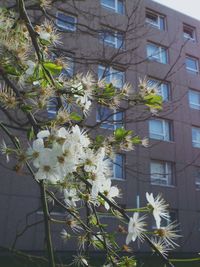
<box><xmin>0</xmin><ymin>1</ymin><xmax>180</xmax><ymax>267</ymax></box>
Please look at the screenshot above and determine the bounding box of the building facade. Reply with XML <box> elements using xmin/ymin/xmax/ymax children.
<box><xmin>1</xmin><ymin>0</ymin><xmax>200</xmax><ymax>254</ymax></box>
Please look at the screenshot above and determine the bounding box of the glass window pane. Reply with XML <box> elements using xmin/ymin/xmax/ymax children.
<box><xmin>97</xmin><ymin>106</ymin><xmax>123</xmax><ymax>130</ymax></box>
<box><xmin>186</xmin><ymin>58</ymin><xmax>196</xmax><ymax>69</ymax></box>
<box><xmin>147</xmin><ymin>44</ymin><xmax>158</xmax><ymax>60</ymax></box>
<box><xmin>149</xmin><ymin>119</ymin><xmax>171</xmax><ymax>141</ymax></box>
<box><xmin>160</xmin><ymin>17</ymin><xmax>165</xmax><ymax>30</ymax></box>
<box><xmin>98</xmin><ymin>66</ymin><xmax>110</xmax><ymax>83</ymax></box>
<box><xmin>192</xmin><ymin>127</ymin><xmax>200</xmax><ymax>147</ymax></box>
<box><xmin>114</xmin><ymin>154</ymin><xmax>123</xmax><ymax>179</ymax></box>
<box><xmin>117</xmin><ymin>0</ymin><xmax>124</xmax><ymax>14</ymax></box>
<box><xmin>148</xmin><ymin>79</ymin><xmax>169</xmax><ymax>101</ymax></box>
<box><xmin>57</xmin><ymin>13</ymin><xmax>76</xmax><ymax>31</ymax></box>
<box><xmin>101</xmin><ymin>0</ymin><xmax>115</xmax><ymax>9</ymax></box>
<box><xmin>189</xmin><ymin>90</ymin><xmax>200</xmax><ymax>109</ymax></box>
<box><xmin>151</xmin><ymin>161</ymin><xmax>173</xmax><ymax>185</ymax></box>
<box><xmin>164</xmin><ymin>121</ymin><xmax>170</xmax><ymax>140</ymax></box>
<box><xmin>112</xmin><ymin>70</ymin><xmax>124</xmax><ymax>88</ymax></box>
<box><xmin>160</xmin><ymin>83</ymin><xmax>169</xmax><ymax>101</ymax></box>
<box><xmin>116</xmin><ymin>33</ymin><xmax>124</xmax><ymax>48</ymax></box>
<box><xmin>149</xmin><ymin>120</ymin><xmax>163</xmax><ymax>139</ymax></box>
<box><xmin>160</xmin><ymin>47</ymin><xmax>167</xmax><ymax>63</ymax></box>
<box><xmin>146</xmin><ymin>13</ymin><xmax>158</xmax><ymax>26</ymax></box>
<box><xmin>47</xmin><ymin>97</ymin><xmax>57</xmax><ymax>118</ymax></box>
<box><xmin>104</xmin><ymin>33</ymin><xmax>115</xmax><ymax>47</ymax></box>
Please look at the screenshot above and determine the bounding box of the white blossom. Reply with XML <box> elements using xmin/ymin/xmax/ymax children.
<box><xmin>126</xmin><ymin>213</ymin><xmax>146</xmax><ymax>244</ymax></box>
<box><xmin>146</xmin><ymin>192</ymin><xmax>169</xmax><ymax>229</ymax></box>
<box><xmin>64</xmin><ymin>188</ymin><xmax>80</xmax><ymax>207</ymax></box>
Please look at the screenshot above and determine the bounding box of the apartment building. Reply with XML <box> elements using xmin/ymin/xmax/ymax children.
<box><xmin>1</xmin><ymin>0</ymin><xmax>200</xmax><ymax>254</ymax></box>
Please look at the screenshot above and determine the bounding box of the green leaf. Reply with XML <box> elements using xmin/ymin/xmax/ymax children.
<box><xmin>131</xmin><ymin>135</ymin><xmax>141</xmax><ymax>144</ymax></box>
<box><xmin>114</xmin><ymin>128</ymin><xmax>126</xmax><ymax>140</ymax></box>
<box><xmin>114</xmin><ymin>128</ymin><xmax>132</xmax><ymax>141</ymax></box>
<box><xmin>27</xmin><ymin>127</ymin><xmax>35</xmax><ymax>141</ymax></box>
<box><xmin>21</xmin><ymin>105</ymin><xmax>33</xmax><ymax>113</ymax></box>
<box><xmin>4</xmin><ymin>65</ymin><xmax>21</xmax><ymax>76</ymax></box>
<box><xmin>43</xmin><ymin>62</ymin><xmax>62</xmax><ymax>75</ymax></box>
<box><xmin>70</xmin><ymin>112</ymin><xmax>82</xmax><ymax>121</ymax></box>
<box><xmin>95</xmin><ymin>135</ymin><xmax>105</xmax><ymax>144</ymax></box>
<box><xmin>144</xmin><ymin>94</ymin><xmax>162</xmax><ymax>109</ymax></box>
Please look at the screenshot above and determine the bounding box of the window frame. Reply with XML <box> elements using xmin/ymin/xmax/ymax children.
<box><xmin>148</xmin><ymin>77</ymin><xmax>170</xmax><ymax>101</ymax></box>
<box><xmin>98</xmin><ymin>65</ymin><xmax>125</xmax><ymax>89</ymax></box>
<box><xmin>108</xmin><ymin>154</ymin><xmax>125</xmax><ymax>180</ymax></box>
<box><xmin>149</xmin><ymin>118</ymin><xmax>172</xmax><ymax>141</ymax></box>
<box><xmin>99</xmin><ymin>29</ymin><xmax>125</xmax><ymax>49</ymax></box>
<box><xmin>146</xmin><ymin>9</ymin><xmax>165</xmax><ymax>30</ymax></box>
<box><xmin>192</xmin><ymin>126</ymin><xmax>200</xmax><ymax>148</ymax></box>
<box><xmin>56</xmin><ymin>11</ymin><xmax>77</xmax><ymax>31</ymax></box>
<box><xmin>147</xmin><ymin>42</ymin><xmax>168</xmax><ymax>64</ymax></box>
<box><xmin>194</xmin><ymin>167</ymin><xmax>200</xmax><ymax>190</ymax></box>
<box><xmin>96</xmin><ymin>105</ymin><xmax>124</xmax><ymax>130</ymax></box>
<box><xmin>100</xmin><ymin>0</ymin><xmax>125</xmax><ymax>15</ymax></box>
<box><xmin>188</xmin><ymin>89</ymin><xmax>200</xmax><ymax>110</ymax></box>
<box><xmin>185</xmin><ymin>56</ymin><xmax>199</xmax><ymax>75</ymax></box>
<box><xmin>183</xmin><ymin>24</ymin><xmax>196</xmax><ymax>41</ymax></box>
<box><xmin>150</xmin><ymin>160</ymin><xmax>174</xmax><ymax>186</ymax></box>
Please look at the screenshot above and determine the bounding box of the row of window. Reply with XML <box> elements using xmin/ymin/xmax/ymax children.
<box><xmin>56</xmin><ymin>2</ymin><xmax>198</xmax><ymax>42</ymax></box>
<box><xmin>146</xmin><ymin>9</ymin><xmax>197</xmax><ymax>42</ymax></box>
<box><xmin>108</xmin><ymin>153</ymin><xmax>200</xmax><ymax>191</ymax></box>
<box><xmin>55</xmin><ymin>11</ymin><xmax>200</xmax><ymax>74</ymax></box>
<box><xmin>149</xmin><ymin>118</ymin><xmax>200</xmax><ymax>150</ymax></box>
<box><xmin>151</xmin><ymin>160</ymin><xmax>200</xmax><ymax>190</ymax></box>
<box><xmin>47</xmin><ymin>58</ymin><xmax>200</xmax><ymax>118</ymax></box>
<box><xmin>56</xmin><ymin>0</ymin><xmax>125</xmax><ymax>33</ymax></box>
<box><xmin>97</xmin><ymin>112</ymin><xmax>200</xmax><ymax>150</ymax></box>
<box><xmin>147</xmin><ymin>42</ymin><xmax>200</xmax><ymax>75</ymax></box>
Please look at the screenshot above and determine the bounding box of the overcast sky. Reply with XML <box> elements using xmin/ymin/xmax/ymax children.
<box><xmin>153</xmin><ymin>0</ymin><xmax>200</xmax><ymax>20</ymax></box>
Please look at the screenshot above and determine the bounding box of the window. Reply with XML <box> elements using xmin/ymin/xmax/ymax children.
<box><xmin>47</xmin><ymin>97</ymin><xmax>57</xmax><ymax>118</ymax></box>
<box><xmin>100</xmin><ymin>0</ymin><xmax>124</xmax><ymax>14</ymax></box>
<box><xmin>56</xmin><ymin>12</ymin><xmax>77</xmax><ymax>31</ymax></box>
<box><xmin>147</xmin><ymin>42</ymin><xmax>168</xmax><ymax>64</ymax></box>
<box><xmin>108</xmin><ymin>154</ymin><xmax>125</xmax><ymax>180</ymax></box>
<box><xmin>195</xmin><ymin>167</ymin><xmax>200</xmax><ymax>190</ymax></box>
<box><xmin>192</xmin><ymin>127</ymin><xmax>200</xmax><ymax>148</ymax></box>
<box><xmin>188</xmin><ymin>90</ymin><xmax>200</xmax><ymax>110</ymax></box>
<box><xmin>148</xmin><ymin>78</ymin><xmax>170</xmax><ymax>101</ymax></box>
<box><xmin>146</xmin><ymin>10</ymin><xmax>165</xmax><ymax>30</ymax></box>
<box><xmin>98</xmin><ymin>65</ymin><xmax>124</xmax><ymax>88</ymax></box>
<box><xmin>100</xmin><ymin>30</ymin><xmax>124</xmax><ymax>49</ymax></box>
<box><xmin>96</xmin><ymin>105</ymin><xmax>123</xmax><ymax>130</ymax></box>
<box><xmin>185</xmin><ymin>56</ymin><xmax>199</xmax><ymax>74</ymax></box>
<box><xmin>183</xmin><ymin>24</ymin><xmax>196</xmax><ymax>41</ymax></box>
<box><xmin>150</xmin><ymin>160</ymin><xmax>174</xmax><ymax>186</ymax></box>
<box><xmin>149</xmin><ymin>119</ymin><xmax>172</xmax><ymax>141</ymax></box>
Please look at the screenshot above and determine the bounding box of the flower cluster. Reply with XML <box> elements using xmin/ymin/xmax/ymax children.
<box><xmin>126</xmin><ymin>192</ymin><xmax>180</xmax><ymax>256</ymax></box>
<box><xmin>27</xmin><ymin>125</ymin><xmax>119</xmax><ymax>209</ymax></box>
